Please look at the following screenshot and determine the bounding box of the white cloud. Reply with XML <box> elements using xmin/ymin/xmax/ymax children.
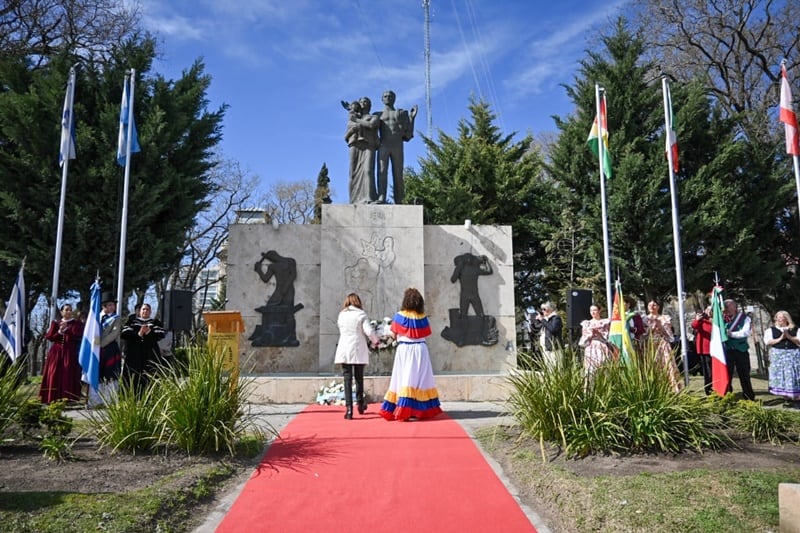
<box><xmin>506</xmin><ymin>1</ymin><xmax>627</xmax><ymax>99</ymax></box>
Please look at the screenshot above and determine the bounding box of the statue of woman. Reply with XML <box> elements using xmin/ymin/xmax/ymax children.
<box><xmin>343</xmin><ymin>96</ymin><xmax>380</xmax><ymax>203</ymax></box>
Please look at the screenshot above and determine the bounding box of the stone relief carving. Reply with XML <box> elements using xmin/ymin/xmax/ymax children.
<box><xmin>441</xmin><ymin>253</ymin><xmax>499</xmax><ymax>347</ymax></box>
<box><xmin>249</xmin><ymin>250</ymin><xmax>303</xmax><ymax>347</ymax></box>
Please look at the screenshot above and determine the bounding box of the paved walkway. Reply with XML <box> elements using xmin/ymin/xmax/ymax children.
<box><xmin>192</xmin><ymin>401</ymin><xmax>551</xmax><ymax>533</ymax></box>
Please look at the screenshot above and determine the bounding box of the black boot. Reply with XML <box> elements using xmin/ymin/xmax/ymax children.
<box><xmin>343</xmin><ymin>364</ymin><xmax>354</xmax><ymax>419</ymax></box>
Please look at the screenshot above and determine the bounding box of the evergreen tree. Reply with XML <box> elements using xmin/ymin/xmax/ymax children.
<box><xmin>548</xmin><ymin>18</ymin><xmax>795</xmax><ymax>310</ymax></box>
<box><xmin>405</xmin><ymin>97</ymin><xmax>551</xmax><ymax>308</ymax></box>
<box><xmin>0</xmin><ymin>36</ymin><xmax>225</xmax><ymax>310</ymax></box>
<box><xmin>312</xmin><ymin>163</ymin><xmax>332</xmax><ymax>224</ymax></box>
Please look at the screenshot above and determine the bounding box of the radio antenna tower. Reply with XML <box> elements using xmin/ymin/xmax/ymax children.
<box><xmin>423</xmin><ymin>0</ymin><xmax>432</xmax><ymax>138</ymax></box>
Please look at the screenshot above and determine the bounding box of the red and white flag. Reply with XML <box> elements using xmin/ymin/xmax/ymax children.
<box><xmin>709</xmin><ymin>285</ymin><xmax>729</xmax><ymax>397</ymax></box>
<box><xmin>664</xmin><ymin>81</ymin><xmax>679</xmax><ymax>173</ymax></box>
<box><xmin>780</xmin><ymin>63</ymin><xmax>800</xmax><ymax>156</ymax></box>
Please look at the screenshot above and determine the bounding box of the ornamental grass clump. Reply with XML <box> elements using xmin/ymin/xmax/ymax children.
<box><xmin>729</xmin><ymin>399</ymin><xmax>800</xmax><ymax>445</ymax></box>
<box><xmin>506</xmin><ymin>347</ymin><xmax>585</xmax><ymax>453</ymax></box>
<box><xmin>89</xmin><ymin>343</ymin><xmax>270</xmax><ymax>456</ymax></box>
<box><xmin>507</xmin><ymin>343</ymin><xmax>727</xmax><ymax>458</ymax></box>
<box><xmin>158</xmin><ymin>343</ymin><xmax>264</xmax><ymax>455</ymax></box>
<box><xmin>0</xmin><ymin>363</ymin><xmax>25</xmax><ymax>437</ymax></box>
<box><xmin>87</xmin><ymin>377</ymin><xmax>166</xmax><ymax>453</ymax></box>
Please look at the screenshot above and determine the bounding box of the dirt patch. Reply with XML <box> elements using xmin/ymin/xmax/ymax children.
<box><xmin>0</xmin><ymin>436</ymin><xmax>237</xmax><ymax>494</ymax></box>
<box><xmin>559</xmin><ymin>441</ymin><xmax>800</xmax><ymax>477</ymax></box>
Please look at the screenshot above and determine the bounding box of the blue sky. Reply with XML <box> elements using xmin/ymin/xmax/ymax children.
<box><xmin>141</xmin><ymin>0</ymin><xmax>627</xmax><ymax>202</ymax></box>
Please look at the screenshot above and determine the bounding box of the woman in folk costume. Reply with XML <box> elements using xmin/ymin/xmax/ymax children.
<box><xmin>120</xmin><ymin>303</ymin><xmax>165</xmax><ymax>396</ymax></box>
<box><xmin>379</xmin><ymin>287</ymin><xmax>442</xmax><ymax>421</ymax></box>
<box><xmin>334</xmin><ymin>293</ymin><xmax>379</xmax><ymax>419</ymax></box>
<box><xmin>40</xmin><ymin>303</ymin><xmax>83</xmax><ymax>404</ymax></box>
<box><xmin>764</xmin><ymin>310</ymin><xmax>800</xmax><ymax>408</ymax></box>
<box><xmin>88</xmin><ymin>292</ymin><xmax>122</xmax><ymax>407</ymax></box>
<box><xmin>644</xmin><ymin>300</ymin><xmax>683</xmax><ymax>393</ymax></box>
<box><xmin>578</xmin><ymin>304</ymin><xmax>611</xmax><ymax>376</ymax></box>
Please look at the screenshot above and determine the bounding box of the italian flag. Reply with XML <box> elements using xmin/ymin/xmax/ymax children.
<box><xmin>780</xmin><ymin>63</ymin><xmax>800</xmax><ymax>156</ymax></box>
<box><xmin>664</xmin><ymin>81</ymin><xmax>679</xmax><ymax>173</ymax></box>
<box><xmin>607</xmin><ymin>280</ymin><xmax>634</xmax><ymax>363</ymax></box>
<box><xmin>709</xmin><ymin>285</ymin><xmax>729</xmax><ymax>397</ymax></box>
<box><xmin>587</xmin><ymin>94</ymin><xmax>612</xmax><ymax>178</ymax></box>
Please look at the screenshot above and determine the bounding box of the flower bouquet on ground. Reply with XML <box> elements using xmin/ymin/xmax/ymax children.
<box><xmin>316</xmin><ymin>381</ymin><xmax>349</xmax><ymax>405</ymax></box>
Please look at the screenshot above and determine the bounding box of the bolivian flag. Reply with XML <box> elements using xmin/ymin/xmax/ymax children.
<box><xmin>608</xmin><ymin>280</ymin><xmax>635</xmax><ymax>363</ymax></box>
<box><xmin>587</xmin><ymin>93</ymin><xmax>612</xmax><ymax>178</ymax></box>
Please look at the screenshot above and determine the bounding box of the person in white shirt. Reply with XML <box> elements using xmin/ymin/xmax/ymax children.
<box><xmin>334</xmin><ymin>293</ymin><xmax>379</xmax><ymax>419</ymax></box>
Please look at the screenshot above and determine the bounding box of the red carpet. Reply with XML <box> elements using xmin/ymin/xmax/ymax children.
<box><xmin>216</xmin><ymin>404</ymin><xmax>536</xmax><ymax>532</ymax></box>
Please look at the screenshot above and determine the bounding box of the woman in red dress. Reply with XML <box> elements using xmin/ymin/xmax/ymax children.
<box><xmin>40</xmin><ymin>303</ymin><xmax>83</xmax><ymax>404</ymax></box>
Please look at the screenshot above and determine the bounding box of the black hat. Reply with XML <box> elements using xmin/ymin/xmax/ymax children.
<box><xmin>101</xmin><ymin>292</ymin><xmax>117</xmax><ymax>304</ymax></box>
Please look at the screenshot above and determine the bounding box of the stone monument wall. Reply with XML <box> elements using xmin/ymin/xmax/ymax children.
<box><xmin>226</xmin><ymin>204</ymin><xmax>517</xmax><ymax>376</ymax></box>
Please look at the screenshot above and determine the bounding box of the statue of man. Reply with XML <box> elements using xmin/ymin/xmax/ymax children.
<box><xmin>375</xmin><ymin>90</ymin><xmax>417</xmax><ymax>204</ymax></box>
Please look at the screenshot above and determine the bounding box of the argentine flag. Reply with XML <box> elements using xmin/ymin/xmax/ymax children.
<box><xmin>0</xmin><ymin>265</ymin><xmax>25</xmax><ymax>362</ymax></box>
<box><xmin>116</xmin><ymin>74</ymin><xmax>140</xmax><ymax>167</ymax></box>
<box><xmin>79</xmin><ymin>280</ymin><xmax>102</xmax><ymax>390</ymax></box>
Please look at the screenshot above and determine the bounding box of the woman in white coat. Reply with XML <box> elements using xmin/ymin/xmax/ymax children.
<box><xmin>335</xmin><ymin>293</ymin><xmax>379</xmax><ymax>419</ymax></box>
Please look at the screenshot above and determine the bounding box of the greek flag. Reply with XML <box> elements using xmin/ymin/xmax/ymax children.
<box><xmin>79</xmin><ymin>280</ymin><xmax>101</xmax><ymax>390</ymax></box>
<box><xmin>59</xmin><ymin>67</ymin><xmax>77</xmax><ymax>167</ymax></box>
<box><xmin>116</xmin><ymin>74</ymin><xmax>140</xmax><ymax>167</ymax></box>
<box><xmin>0</xmin><ymin>265</ymin><xmax>25</xmax><ymax>362</ymax></box>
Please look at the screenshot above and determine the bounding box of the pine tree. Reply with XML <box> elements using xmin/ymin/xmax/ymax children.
<box><xmin>548</xmin><ymin>18</ymin><xmax>795</xmax><ymax>310</ymax></box>
<box><xmin>404</xmin><ymin>97</ymin><xmax>551</xmax><ymax>307</ymax></box>
<box><xmin>312</xmin><ymin>163</ymin><xmax>332</xmax><ymax>224</ymax></box>
<box><xmin>0</xmin><ymin>37</ymin><xmax>225</xmax><ymax>309</ymax></box>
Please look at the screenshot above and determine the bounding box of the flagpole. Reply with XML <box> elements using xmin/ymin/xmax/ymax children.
<box><xmin>661</xmin><ymin>76</ymin><xmax>690</xmax><ymax>386</ymax></box>
<box><xmin>50</xmin><ymin>66</ymin><xmax>77</xmax><ymax>323</ymax></box>
<box><xmin>792</xmin><ymin>156</ymin><xmax>800</xmax><ymax>229</ymax></box>
<box><xmin>596</xmin><ymin>84</ymin><xmax>613</xmax><ymax>318</ymax></box>
<box><xmin>116</xmin><ymin>69</ymin><xmax>135</xmax><ymax>310</ymax></box>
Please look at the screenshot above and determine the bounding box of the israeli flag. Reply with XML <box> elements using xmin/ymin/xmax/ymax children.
<box><xmin>116</xmin><ymin>74</ymin><xmax>141</xmax><ymax>167</ymax></box>
<box><xmin>59</xmin><ymin>67</ymin><xmax>77</xmax><ymax>167</ymax></box>
<box><xmin>0</xmin><ymin>265</ymin><xmax>25</xmax><ymax>362</ymax></box>
<box><xmin>79</xmin><ymin>280</ymin><xmax>102</xmax><ymax>390</ymax></box>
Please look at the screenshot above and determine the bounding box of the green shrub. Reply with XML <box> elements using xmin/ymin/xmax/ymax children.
<box><xmin>14</xmin><ymin>399</ymin><xmax>75</xmax><ymax>460</ymax></box>
<box><xmin>87</xmin><ymin>378</ymin><xmax>166</xmax><ymax>453</ymax></box>
<box><xmin>88</xmin><ymin>342</ymin><xmax>270</xmax><ymax>456</ymax></box>
<box><xmin>0</xmin><ymin>362</ymin><xmax>26</xmax><ymax>436</ymax></box>
<box><xmin>158</xmin><ymin>343</ymin><xmax>263</xmax><ymax>455</ymax></box>
<box><xmin>729</xmin><ymin>400</ymin><xmax>800</xmax><ymax>445</ymax></box>
<box><xmin>507</xmin><ymin>344</ymin><xmax>728</xmax><ymax>458</ymax></box>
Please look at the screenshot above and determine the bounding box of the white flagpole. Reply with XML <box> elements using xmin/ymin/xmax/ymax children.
<box><xmin>662</xmin><ymin>76</ymin><xmax>690</xmax><ymax>386</ymax></box>
<box><xmin>596</xmin><ymin>84</ymin><xmax>613</xmax><ymax>318</ymax></box>
<box><xmin>116</xmin><ymin>69</ymin><xmax>135</xmax><ymax>309</ymax></box>
<box><xmin>792</xmin><ymin>156</ymin><xmax>800</xmax><ymax>229</ymax></box>
<box><xmin>51</xmin><ymin>66</ymin><xmax>77</xmax><ymax>323</ymax></box>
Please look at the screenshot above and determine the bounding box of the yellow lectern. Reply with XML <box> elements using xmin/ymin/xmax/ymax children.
<box><xmin>203</xmin><ymin>311</ymin><xmax>244</xmax><ymax>372</ymax></box>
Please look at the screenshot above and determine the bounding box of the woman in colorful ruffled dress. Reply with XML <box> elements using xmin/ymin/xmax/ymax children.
<box><xmin>578</xmin><ymin>304</ymin><xmax>611</xmax><ymax>376</ymax></box>
<box><xmin>379</xmin><ymin>288</ymin><xmax>442</xmax><ymax>421</ymax></box>
<box><xmin>764</xmin><ymin>310</ymin><xmax>800</xmax><ymax>408</ymax></box>
<box><xmin>644</xmin><ymin>300</ymin><xmax>683</xmax><ymax>393</ymax></box>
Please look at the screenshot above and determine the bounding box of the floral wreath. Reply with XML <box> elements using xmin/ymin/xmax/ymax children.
<box><xmin>370</xmin><ymin>316</ymin><xmax>397</xmax><ymax>351</ymax></box>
